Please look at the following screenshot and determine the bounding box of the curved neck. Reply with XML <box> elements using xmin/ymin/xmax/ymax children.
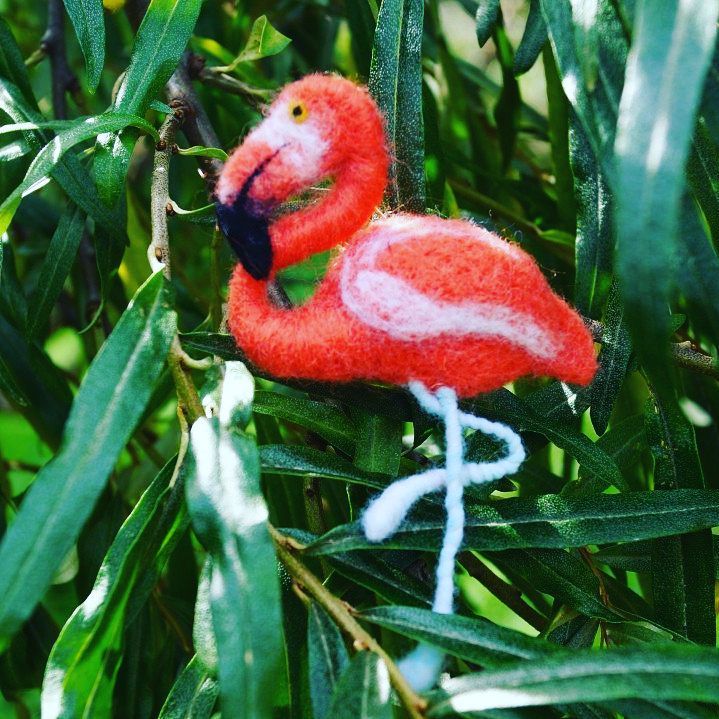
<box><xmin>269</xmin><ymin>151</ymin><xmax>388</xmax><ymax>272</ymax></box>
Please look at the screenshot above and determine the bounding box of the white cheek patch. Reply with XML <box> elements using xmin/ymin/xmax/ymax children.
<box><xmin>250</xmin><ymin>103</ymin><xmax>329</xmax><ymax>183</ymax></box>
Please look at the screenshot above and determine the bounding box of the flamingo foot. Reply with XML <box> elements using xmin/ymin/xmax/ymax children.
<box><xmin>361</xmin><ymin>381</ymin><xmax>526</xmax><ymax>690</ymax></box>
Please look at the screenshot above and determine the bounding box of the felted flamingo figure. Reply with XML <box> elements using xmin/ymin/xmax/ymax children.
<box><xmin>216</xmin><ymin>74</ymin><xmax>597</xmax><ymax>690</ymax></box>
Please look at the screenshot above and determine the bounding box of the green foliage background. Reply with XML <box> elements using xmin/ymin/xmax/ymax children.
<box><xmin>1</xmin><ymin>0</ymin><xmax>719</xmax><ymax>717</ymax></box>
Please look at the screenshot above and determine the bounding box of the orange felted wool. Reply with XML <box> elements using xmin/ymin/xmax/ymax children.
<box><xmin>215</xmin><ymin>73</ymin><xmax>597</xmax><ymax>692</ymax></box>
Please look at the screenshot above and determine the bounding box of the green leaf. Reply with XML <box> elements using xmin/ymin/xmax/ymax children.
<box><xmin>369</xmin><ymin>0</ymin><xmax>425</xmax><ymax>211</ymax></box>
<box><xmin>0</xmin><ymin>18</ymin><xmax>36</xmax><ymax>105</ymax></box>
<box><xmin>428</xmin><ymin>645</ymin><xmax>719</xmax><ymax>714</ymax></box>
<box><xmin>513</xmin><ymin>0</ymin><xmax>547</xmax><ymax>76</ymax></box>
<box><xmin>237</xmin><ymin>15</ymin><xmax>291</xmax><ymax>63</ymax></box>
<box><xmin>193</xmin><ymin>559</ymin><xmax>218</xmax><ymax>674</ymax></box>
<box><xmin>475</xmin><ymin>0</ymin><xmax>500</xmax><ymax>47</ymax></box>
<box><xmin>0</xmin><ymin>272</ymin><xmax>176</xmax><ymax>648</ymax></box>
<box><xmin>351</xmin><ymin>408</ymin><xmax>403</xmax><ymax>476</ymax></box>
<box><xmin>646</xmin><ymin>395</ymin><xmax>716</xmax><ymax>645</ymax></box>
<box><xmin>175</xmin><ymin>145</ymin><xmax>229</xmax><ymax>161</ymax></box>
<box><xmin>490</xmin><ymin>549</ymin><xmax>623</xmax><ymax>622</ymax></box>
<box><xmin>157</xmin><ymin>655</ymin><xmax>219</xmax><ymax>719</ymax></box>
<box><xmin>111</xmin><ymin>0</ymin><xmax>202</xmax><ymax>116</ymax></box>
<box><xmin>0</xmin><ymin>250</ymin><xmax>72</xmax><ymax>443</ymax></box>
<box><xmin>470</xmin><ymin>389</ymin><xmax>626</xmax><ymax>490</ymax></box>
<box><xmin>180</xmin><ymin>332</ymin><xmax>244</xmax><ymax>361</ymax></box>
<box><xmin>185</xmin><ymin>365</ymin><xmax>283</xmax><ymax>719</ymax></box>
<box><xmin>570</xmin><ymin>112</ymin><xmax>612</xmax><ymax>318</ymax></box>
<box><xmin>62</xmin><ymin>0</ymin><xmax>105</xmax><ymax>91</ymax></box>
<box><xmin>676</xmin><ymin>194</ymin><xmax>719</xmax><ymax>345</ymax></box>
<box><xmin>260</xmin><ymin>444</ymin><xmax>388</xmax><ymax>490</ymax></box>
<box><xmin>253</xmin><ymin>390</ymin><xmax>356</xmax><ymax>455</ymax></box>
<box><xmin>540</xmin><ymin>0</ymin><xmax>627</xmax><ymax>169</ymax></box>
<box><xmin>613</xmin><ymin>0</ymin><xmax>719</xmax><ymax>389</ymax></box>
<box><xmin>26</xmin><ymin>207</ymin><xmax>86</xmax><ymax>340</ymax></box>
<box><xmin>590</xmin><ymin>284</ymin><xmax>632</xmax><ymax>435</ymax></box>
<box><xmin>362</xmin><ymin>606</ymin><xmax>554</xmax><ymax>667</ymax></box>
<box><xmin>687</xmin><ymin>120</ymin><xmax>719</xmax><ymax>245</ymax></box>
<box><xmin>306</xmin><ymin>489</ymin><xmax>719</xmax><ymax>556</ymax></box>
<box><xmin>41</xmin><ymin>457</ymin><xmax>189</xmax><ymax>718</ymax></box>
<box><xmin>0</xmin><ymin>79</ymin><xmax>121</xmax><ymax>236</ymax></box>
<box><xmin>307</xmin><ymin>602</ymin><xmax>349</xmax><ymax>719</ymax></box>
<box><xmin>327</xmin><ymin>652</ymin><xmax>391</xmax><ymax>719</ymax></box>
<box><xmin>0</xmin><ymin>112</ymin><xmax>158</xmax><ymax>235</ymax></box>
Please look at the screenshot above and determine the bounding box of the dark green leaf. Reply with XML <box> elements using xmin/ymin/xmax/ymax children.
<box><xmin>308</xmin><ymin>602</ymin><xmax>349</xmax><ymax>719</ymax></box>
<box><xmin>157</xmin><ymin>656</ymin><xmax>219</xmax><ymax>719</ymax></box>
<box><xmin>327</xmin><ymin>652</ymin><xmax>391</xmax><ymax>719</ymax></box>
<box><xmin>0</xmin><ymin>18</ymin><xmax>35</xmax><ymax>105</ymax></box>
<box><xmin>260</xmin><ymin>444</ymin><xmax>388</xmax><ymax>490</ymax></box>
<box><xmin>428</xmin><ymin>645</ymin><xmax>719</xmax><ymax>714</ymax></box>
<box><xmin>253</xmin><ymin>391</ymin><xmax>356</xmax><ymax>455</ymax></box>
<box><xmin>26</xmin><ymin>207</ymin><xmax>86</xmax><ymax>340</ymax></box>
<box><xmin>186</xmin><ymin>365</ymin><xmax>283</xmax><ymax>719</ymax></box>
<box><xmin>470</xmin><ymin>390</ymin><xmax>626</xmax><ymax>490</ymax></box>
<box><xmin>590</xmin><ymin>285</ymin><xmax>632</xmax><ymax>434</ymax></box>
<box><xmin>475</xmin><ymin>0</ymin><xmax>500</xmax><ymax>47</ymax></box>
<box><xmin>646</xmin><ymin>394</ymin><xmax>715</xmax><ymax>645</ymax></box>
<box><xmin>351</xmin><ymin>408</ymin><xmax>403</xmax><ymax>476</ymax></box>
<box><xmin>0</xmin><ymin>273</ymin><xmax>175</xmax><ymax>648</ymax></box>
<box><xmin>369</xmin><ymin>0</ymin><xmax>425</xmax><ymax>210</ymax></box>
<box><xmin>613</xmin><ymin>0</ymin><xmax>719</xmax><ymax>389</ymax></box>
<box><xmin>570</xmin><ymin>112</ymin><xmax>612</xmax><ymax>318</ymax></box>
<box><xmin>62</xmin><ymin>0</ymin><xmax>105</xmax><ymax>91</ymax></box>
<box><xmin>41</xmin><ymin>457</ymin><xmax>189</xmax><ymax>718</ymax></box>
<box><xmin>513</xmin><ymin>0</ymin><xmax>547</xmax><ymax>76</ymax></box>
<box><xmin>362</xmin><ymin>606</ymin><xmax>554</xmax><ymax>667</ymax></box>
<box><xmin>0</xmin><ymin>112</ymin><xmax>158</xmax><ymax>234</ymax></box>
<box><xmin>306</xmin><ymin>489</ymin><xmax>719</xmax><ymax>556</ymax></box>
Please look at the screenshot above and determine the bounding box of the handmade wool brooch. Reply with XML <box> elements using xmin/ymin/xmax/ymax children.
<box><xmin>215</xmin><ymin>74</ymin><xmax>597</xmax><ymax>691</ymax></box>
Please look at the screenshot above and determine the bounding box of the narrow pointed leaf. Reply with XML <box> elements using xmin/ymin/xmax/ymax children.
<box><xmin>428</xmin><ymin>645</ymin><xmax>719</xmax><ymax>715</ymax></box>
<box><xmin>26</xmin><ymin>207</ymin><xmax>86</xmax><ymax>340</ymax></box>
<box><xmin>513</xmin><ymin>0</ymin><xmax>547</xmax><ymax>76</ymax></box>
<box><xmin>157</xmin><ymin>655</ymin><xmax>219</xmax><ymax>719</ymax></box>
<box><xmin>308</xmin><ymin>602</ymin><xmax>349</xmax><ymax>719</ymax></box>
<box><xmin>306</xmin><ymin>489</ymin><xmax>719</xmax><ymax>555</ymax></box>
<box><xmin>327</xmin><ymin>652</ymin><xmax>391</xmax><ymax>719</ymax></box>
<box><xmin>62</xmin><ymin>0</ymin><xmax>105</xmax><ymax>91</ymax></box>
<box><xmin>41</xmin><ymin>457</ymin><xmax>189</xmax><ymax>718</ymax></box>
<box><xmin>613</xmin><ymin>0</ymin><xmax>719</xmax><ymax>387</ymax></box>
<box><xmin>369</xmin><ymin>0</ymin><xmax>425</xmax><ymax>210</ymax></box>
<box><xmin>0</xmin><ymin>272</ymin><xmax>175</xmax><ymax>647</ymax></box>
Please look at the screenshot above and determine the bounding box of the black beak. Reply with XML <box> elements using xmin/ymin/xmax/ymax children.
<box><xmin>215</xmin><ymin>150</ymin><xmax>282</xmax><ymax>280</ymax></box>
<box><xmin>215</xmin><ymin>196</ymin><xmax>272</xmax><ymax>280</ymax></box>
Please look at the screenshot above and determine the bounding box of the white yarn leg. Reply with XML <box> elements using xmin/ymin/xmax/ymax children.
<box><xmin>398</xmin><ymin>386</ymin><xmax>466</xmax><ymax>692</ymax></box>
<box><xmin>362</xmin><ymin>469</ymin><xmax>447</xmax><ymax>542</ymax></box>
<box><xmin>361</xmin><ymin>381</ymin><xmax>526</xmax><ymax>693</ymax></box>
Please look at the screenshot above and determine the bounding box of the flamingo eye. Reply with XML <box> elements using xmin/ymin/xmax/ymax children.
<box><xmin>289</xmin><ymin>101</ymin><xmax>309</xmax><ymax>123</ymax></box>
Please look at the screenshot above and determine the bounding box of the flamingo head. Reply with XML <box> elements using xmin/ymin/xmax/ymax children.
<box><xmin>216</xmin><ymin>74</ymin><xmax>388</xmax><ymax>279</ymax></box>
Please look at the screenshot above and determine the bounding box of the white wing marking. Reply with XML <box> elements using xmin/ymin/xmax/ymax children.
<box><xmin>339</xmin><ymin>219</ymin><xmax>557</xmax><ymax>361</ymax></box>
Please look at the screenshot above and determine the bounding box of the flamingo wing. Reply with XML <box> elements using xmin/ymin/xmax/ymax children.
<box><xmin>339</xmin><ymin>215</ymin><xmax>595</xmax><ymax>381</ymax></box>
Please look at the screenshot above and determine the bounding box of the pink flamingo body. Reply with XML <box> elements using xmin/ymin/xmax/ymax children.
<box><xmin>216</xmin><ymin>74</ymin><xmax>598</xmax><ymax>691</ymax></box>
<box><xmin>217</xmin><ymin>75</ymin><xmax>595</xmax><ymax>396</ymax></box>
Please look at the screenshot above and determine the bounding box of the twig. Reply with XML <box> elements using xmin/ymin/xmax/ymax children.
<box><xmin>149</xmin><ymin>112</ymin><xmax>181</xmax><ymax>276</ymax></box>
<box><xmin>41</xmin><ymin>0</ymin><xmax>79</xmax><ymax>120</ymax></box>
<box><xmin>166</xmin><ymin>56</ymin><xmax>224</xmax><ymax>193</ymax></box>
<box><xmin>270</xmin><ymin>526</ymin><xmax>427</xmax><ymax>718</ymax></box>
<box><xmin>585</xmin><ymin>317</ymin><xmax>719</xmax><ymax>381</ymax></box>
